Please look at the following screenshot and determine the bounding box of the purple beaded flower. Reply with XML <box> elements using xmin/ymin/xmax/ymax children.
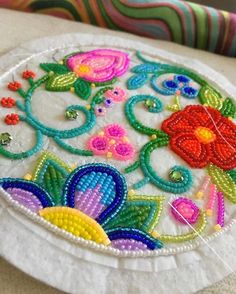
<box><xmin>0</xmin><ymin>152</ymin><xmax>163</xmax><ymax>251</ymax></box>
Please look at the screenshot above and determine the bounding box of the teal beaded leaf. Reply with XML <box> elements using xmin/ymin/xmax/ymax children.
<box><xmin>220</xmin><ymin>98</ymin><xmax>236</xmax><ymax>118</ymax></box>
<box><xmin>74</xmin><ymin>78</ymin><xmax>91</xmax><ymax>100</ymax></box>
<box><xmin>127</xmin><ymin>73</ymin><xmax>148</xmax><ymax>90</ymax></box>
<box><xmin>103</xmin><ymin>195</ymin><xmax>164</xmax><ymax>233</ymax></box>
<box><xmin>131</xmin><ymin>63</ymin><xmax>160</xmax><ymax>74</ymax></box>
<box><xmin>40</xmin><ymin>63</ymin><xmax>70</xmax><ymax>74</ymax></box>
<box><xmin>45</xmin><ymin>72</ymin><xmax>77</xmax><ymax>91</ymax></box>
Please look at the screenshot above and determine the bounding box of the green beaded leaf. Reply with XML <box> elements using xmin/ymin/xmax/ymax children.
<box><xmin>32</xmin><ymin>152</ymin><xmax>72</xmax><ymax>205</ymax></box>
<box><xmin>227</xmin><ymin>170</ymin><xmax>236</xmax><ymax>184</ymax></box>
<box><xmin>207</xmin><ymin>164</ymin><xmax>236</xmax><ymax>204</ymax></box>
<box><xmin>103</xmin><ymin>195</ymin><xmax>164</xmax><ymax>233</ymax></box>
<box><xmin>93</xmin><ymin>78</ymin><xmax>117</xmax><ymax>87</ymax></box>
<box><xmin>74</xmin><ymin>78</ymin><xmax>91</xmax><ymax>100</ymax></box>
<box><xmin>42</xmin><ymin>166</ymin><xmax>66</xmax><ymax>206</ymax></box>
<box><xmin>40</xmin><ymin>63</ymin><xmax>70</xmax><ymax>74</ymax></box>
<box><xmin>199</xmin><ymin>86</ymin><xmax>223</xmax><ymax>110</ymax></box>
<box><xmin>220</xmin><ymin>98</ymin><xmax>236</xmax><ymax>118</ymax></box>
<box><xmin>127</xmin><ymin>73</ymin><xmax>148</xmax><ymax>90</ymax></box>
<box><xmin>91</xmin><ymin>87</ymin><xmax>113</xmax><ymax>106</ymax></box>
<box><xmin>46</xmin><ymin>72</ymin><xmax>77</xmax><ymax>91</ymax></box>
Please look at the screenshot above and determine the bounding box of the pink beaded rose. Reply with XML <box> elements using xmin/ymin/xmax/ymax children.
<box><xmin>111</xmin><ymin>142</ymin><xmax>135</xmax><ymax>161</ymax></box>
<box><xmin>104</xmin><ymin>124</ymin><xmax>127</xmax><ymax>139</ymax></box>
<box><xmin>66</xmin><ymin>49</ymin><xmax>129</xmax><ymax>83</ymax></box>
<box><xmin>171</xmin><ymin>197</ymin><xmax>200</xmax><ymax>224</ymax></box>
<box><xmin>87</xmin><ymin>135</ymin><xmax>109</xmax><ymax>155</ymax></box>
<box><xmin>87</xmin><ymin>124</ymin><xmax>135</xmax><ymax>161</ymax></box>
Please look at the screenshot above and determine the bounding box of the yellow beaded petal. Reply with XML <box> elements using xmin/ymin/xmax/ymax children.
<box><xmin>39</xmin><ymin>207</ymin><xmax>110</xmax><ymax>245</ymax></box>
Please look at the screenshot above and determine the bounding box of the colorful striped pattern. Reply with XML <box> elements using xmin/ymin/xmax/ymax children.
<box><xmin>1</xmin><ymin>0</ymin><xmax>236</xmax><ymax>56</ymax></box>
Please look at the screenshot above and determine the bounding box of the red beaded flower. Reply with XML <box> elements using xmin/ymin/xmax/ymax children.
<box><xmin>22</xmin><ymin>70</ymin><xmax>36</xmax><ymax>79</ymax></box>
<box><xmin>1</xmin><ymin>97</ymin><xmax>16</xmax><ymax>108</ymax></box>
<box><xmin>5</xmin><ymin>113</ymin><xmax>20</xmax><ymax>125</ymax></box>
<box><xmin>7</xmin><ymin>81</ymin><xmax>22</xmax><ymax>91</ymax></box>
<box><xmin>162</xmin><ymin>105</ymin><xmax>236</xmax><ymax>170</ymax></box>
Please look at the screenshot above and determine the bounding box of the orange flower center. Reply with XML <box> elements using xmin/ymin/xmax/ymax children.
<box><xmin>194</xmin><ymin>127</ymin><xmax>216</xmax><ymax>144</ymax></box>
<box><xmin>74</xmin><ymin>64</ymin><xmax>92</xmax><ymax>76</ymax></box>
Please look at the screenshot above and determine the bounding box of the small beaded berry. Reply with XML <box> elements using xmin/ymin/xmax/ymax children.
<box><xmin>1</xmin><ymin>97</ymin><xmax>16</xmax><ymax>108</ymax></box>
<box><xmin>4</xmin><ymin>113</ymin><xmax>20</xmax><ymax>125</ymax></box>
<box><xmin>22</xmin><ymin>70</ymin><xmax>36</xmax><ymax>79</ymax></box>
<box><xmin>7</xmin><ymin>81</ymin><xmax>22</xmax><ymax>91</ymax></box>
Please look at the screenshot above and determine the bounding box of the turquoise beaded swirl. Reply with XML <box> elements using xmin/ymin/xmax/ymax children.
<box><xmin>125</xmin><ymin>94</ymin><xmax>164</xmax><ymax>136</ymax></box>
<box><xmin>124</xmin><ymin>94</ymin><xmax>193</xmax><ymax>193</ymax></box>
<box><xmin>139</xmin><ymin>138</ymin><xmax>193</xmax><ymax>193</ymax></box>
<box><xmin>0</xmin><ymin>75</ymin><xmax>113</xmax><ymax>159</ymax></box>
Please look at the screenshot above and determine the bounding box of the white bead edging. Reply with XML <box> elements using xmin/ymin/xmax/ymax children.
<box><xmin>0</xmin><ymin>187</ymin><xmax>235</xmax><ymax>258</ymax></box>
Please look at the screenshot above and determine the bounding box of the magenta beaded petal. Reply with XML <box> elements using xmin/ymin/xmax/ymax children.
<box><xmin>171</xmin><ymin>197</ymin><xmax>200</xmax><ymax>225</ymax></box>
<box><xmin>66</xmin><ymin>49</ymin><xmax>129</xmax><ymax>83</ymax></box>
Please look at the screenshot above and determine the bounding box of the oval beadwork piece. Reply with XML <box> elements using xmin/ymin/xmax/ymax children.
<box><xmin>0</xmin><ymin>42</ymin><xmax>236</xmax><ymax>262</ymax></box>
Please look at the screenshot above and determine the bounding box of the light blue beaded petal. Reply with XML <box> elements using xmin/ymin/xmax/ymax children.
<box><xmin>127</xmin><ymin>73</ymin><xmax>148</xmax><ymax>90</ymax></box>
<box><xmin>131</xmin><ymin>63</ymin><xmax>160</xmax><ymax>74</ymax></box>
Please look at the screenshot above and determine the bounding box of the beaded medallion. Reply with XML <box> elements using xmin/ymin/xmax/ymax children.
<box><xmin>0</xmin><ymin>43</ymin><xmax>235</xmax><ymax>258</ymax></box>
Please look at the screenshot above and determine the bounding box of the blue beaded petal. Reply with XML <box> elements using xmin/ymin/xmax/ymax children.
<box><xmin>62</xmin><ymin>163</ymin><xmax>127</xmax><ymax>225</ymax></box>
<box><xmin>151</xmin><ymin>75</ymin><xmax>177</xmax><ymax>95</ymax></box>
<box><xmin>107</xmin><ymin>228</ymin><xmax>163</xmax><ymax>250</ymax></box>
<box><xmin>175</xmin><ymin>75</ymin><xmax>190</xmax><ymax>84</ymax></box>
<box><xmin>181</xmin><ymin>86</ymin><xmax>199</xmax><ymax>99</ymax></box>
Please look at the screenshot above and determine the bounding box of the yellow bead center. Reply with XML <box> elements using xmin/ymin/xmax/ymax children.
<box><xmin>75</xmin><ymin>64</ymin><xmax>92</xmax><ymax>75</ymax></box>
<box><xmin>194</xmin><ymin>127</ymin><xmax>216</xmax><ymax>144</ymax></box>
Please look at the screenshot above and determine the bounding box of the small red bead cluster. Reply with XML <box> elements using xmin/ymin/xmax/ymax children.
<box><xmin>22</xmin><ymin>70</ymin><xmax>36</xmax><ymax>79</ymax></box>
<box><xmin>4</xmin><ymin>113</ymin><xmax>20</xmax><ymax>125</ymax></box>
<box><xmin>1</xmin><ymin>97</ymin><xmax>19</xmax><ymax>125</ymax></box>
<box><xmin>7</xmin><ymin>70</ymin><xmax>36</xmax><ymax>91</ymax></box>
<box><xmin>3</xmin><ymin>70</ymin><xmax>36</xmax><ymax>126</ymax></box>
<box><xmin>7</xmin><ymin>81</ymin><xmax>22</xmax><ymax>91</ymax></box>
<box><xmin>1</xmin><ymin>97</ymin><xmax>16</xmax><ymax>108</ymax></box>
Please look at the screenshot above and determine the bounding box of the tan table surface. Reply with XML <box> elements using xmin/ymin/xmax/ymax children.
<box><xmin>0</xmin><ymin>8</ymin><xmax>236</xmax><ymax>294</ymax></box>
